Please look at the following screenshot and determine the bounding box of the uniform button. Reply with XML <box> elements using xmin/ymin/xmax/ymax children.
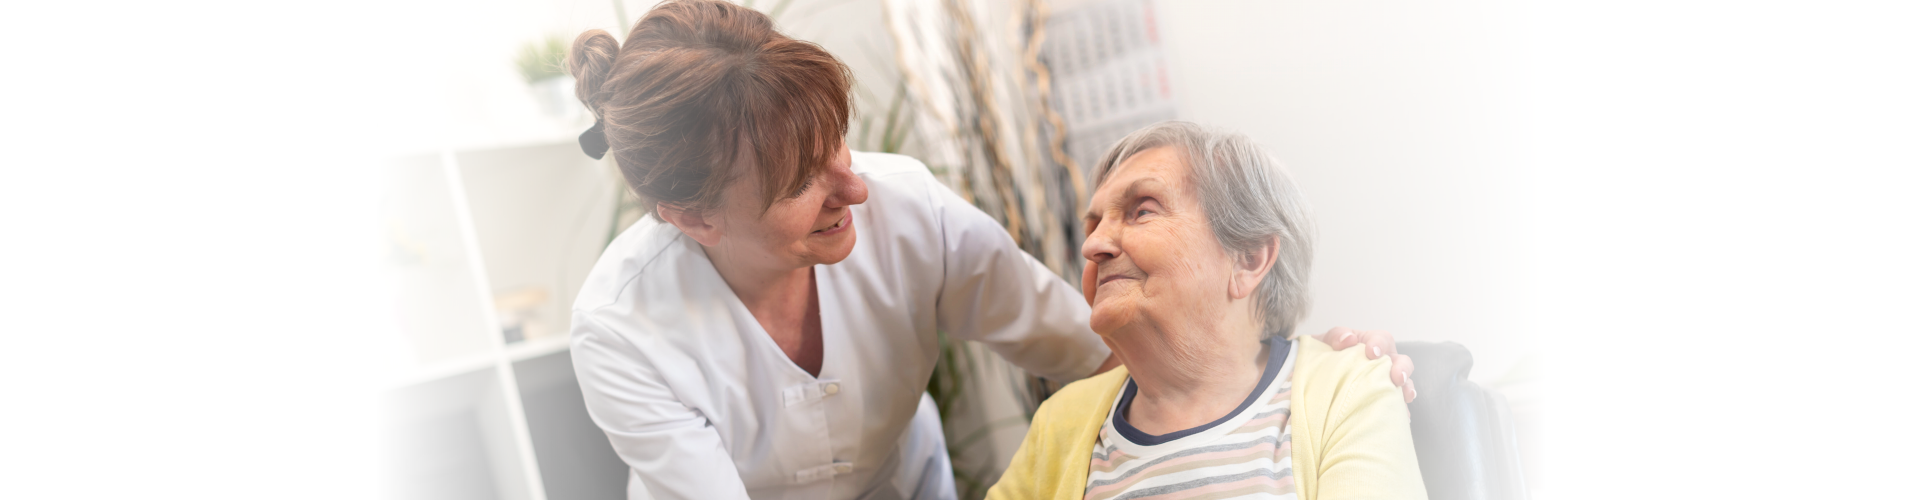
<box><xmin>824</xmin><ymin>382</ymin><xmax>841</xmax><ymax>395</ymax></box>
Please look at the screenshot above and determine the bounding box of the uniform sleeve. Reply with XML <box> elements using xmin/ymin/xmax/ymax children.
<box><xmin>571</xmin><ymin>314</ymin><xmax>751</xmax><ymax>500</ymax></box>
<box><xmin>1312</xmin><ymin>353</ymin><xmax>1429</xmax><ymax>500</ymax></box>
<box><xmin>927</xmin><ymin>176</ymin><xmax>1111</xmax><ymax>382</ymax></box>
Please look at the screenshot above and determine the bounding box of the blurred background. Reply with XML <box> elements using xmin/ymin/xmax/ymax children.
<box><xmin>3</xmin><ymin>0</ymin><xmax>1917</xmax><ymax>499</ymax></box>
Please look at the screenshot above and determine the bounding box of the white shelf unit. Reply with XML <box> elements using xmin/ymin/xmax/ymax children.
<box><xmin>379</xmin><ymin>141</ymin><xmax>629</xmax><ymax>500</ymax></box>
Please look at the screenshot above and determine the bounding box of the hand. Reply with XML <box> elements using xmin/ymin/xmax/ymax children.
<box><xmin>1315</xmin><ymin>327</ymin><xmax>1417</xmax><ymax>403</ymax></box>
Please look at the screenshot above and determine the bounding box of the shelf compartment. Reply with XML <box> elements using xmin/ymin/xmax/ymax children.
<box><xmin>452</xmin><ymin>142</ymin><xmax>617</xmax><ymax>347</ymax></box>
<box><xmin>515</xmin><ymin>349</ymin><xmax>627</xmax><ymax>500</ymax></box>
<box><xmin>380</xmin><ymin>365</ymin><xmax>535</xmax><ymax>500</ymax></box>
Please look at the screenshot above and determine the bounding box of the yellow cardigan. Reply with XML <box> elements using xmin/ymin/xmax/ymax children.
<box><xmin>987</xmin><ymin>336</ymin><xmax>1428</xmax><ymax>500</ymax></box>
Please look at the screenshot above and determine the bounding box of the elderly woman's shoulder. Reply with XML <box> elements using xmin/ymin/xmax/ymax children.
<box><xmin>1292</xmin><ymin>336</ymin><xmax>1405</xmax><ymax>413</ymax></box>
<box><xmin>1295</xmin><ymin>336</ymin><xmax>1391</xmax><ymax>377</ymax></box>
<box><xmin>1033</xmin><ymin>366</ymin><xmax>1132</xmax><ymax>422</ymax></box>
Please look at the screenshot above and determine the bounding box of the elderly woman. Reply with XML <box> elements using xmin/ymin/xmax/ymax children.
<box><xmin>990</xmin><ymin>122</ymin><xmax>1426</xmax><ymax>500</ymax></box>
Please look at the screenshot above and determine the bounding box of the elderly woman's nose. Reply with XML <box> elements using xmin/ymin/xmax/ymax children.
<box><xmin>1081</xmin><ymin>222</ymin><xmax>1120</xmax><ymax>262</ymax></box>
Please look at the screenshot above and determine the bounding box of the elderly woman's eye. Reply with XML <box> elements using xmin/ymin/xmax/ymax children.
<box><xmin>1133</xmin><ymin>205</ymin><xmax>1158</xmax><ymax>219</ymax></box>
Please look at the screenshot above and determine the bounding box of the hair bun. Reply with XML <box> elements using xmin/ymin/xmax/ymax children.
<box><xmin>568</xmin><ymin>30</ymin><xmax>621</xmax><ymax>119</ymax></box>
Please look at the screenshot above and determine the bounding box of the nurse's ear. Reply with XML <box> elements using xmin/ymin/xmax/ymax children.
<box><xmin>658</xmin><ymin>202</ymin><xmax>725</xmax><ymax>247</ymax></box>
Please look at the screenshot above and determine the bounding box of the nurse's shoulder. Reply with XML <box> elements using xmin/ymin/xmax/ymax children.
<box><xmin>848</xmin><ymin>150</ymin><xmax>959</xmax><ymax>231</ymax></box>
<box><xmin>568</xmin><ymin>216</ymin><xmax>735</xmax><ymax>349</ymax></box>
<box><xmin>849</xmin><ymin>150</ymin><xmax>930</xmax><ymax>176</ymax></box>
<box><xmin>850</xmin><ymin>151</ymin><xmax>943</xmax><ymax>196</ymax></box>
<box><xmin>847</xmin><ymin>151</ymin><xmax>968</xmax><ymax>263</ymax></box>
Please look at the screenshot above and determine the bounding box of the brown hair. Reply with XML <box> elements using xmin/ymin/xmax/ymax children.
<box><xmin>570</xmin><ymin>0</ymin><xmax>852</xmax><ymax>217</ymax></box>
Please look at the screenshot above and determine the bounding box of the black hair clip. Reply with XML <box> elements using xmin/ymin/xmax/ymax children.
<box><xmin>580</xmin><ymin>120</ymin><xmax>609</xmax><ymax>160</ymax></box>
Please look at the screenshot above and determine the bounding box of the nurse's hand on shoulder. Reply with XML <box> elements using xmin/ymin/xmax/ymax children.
<box><xmin>1315</xmin><ymin>327</ymin><xmax>1419</xmax><ymax>404</ymax></box>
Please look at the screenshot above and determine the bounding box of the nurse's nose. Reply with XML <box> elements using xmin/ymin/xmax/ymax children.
<box><xmin>824</xmin><ymin>162</ymin><xmax>868</xmax><ymax>208</ymax></box>
<box><xmin>822</xmin><ymin>144</ymin><xmax>868</xmax><ymax>208</ymax></box>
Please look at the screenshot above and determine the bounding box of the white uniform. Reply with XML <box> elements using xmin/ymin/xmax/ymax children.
<box><xmin>570</xmin><ymin>152</ymin><xmax>1112</xmax><ymax>500</ymax></box>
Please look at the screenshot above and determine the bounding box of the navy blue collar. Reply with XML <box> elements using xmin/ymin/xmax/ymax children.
<box><xmin>1112</xmin><ymin>336</ymin><xmax>1291</xmax><ymax>446</ymax></box>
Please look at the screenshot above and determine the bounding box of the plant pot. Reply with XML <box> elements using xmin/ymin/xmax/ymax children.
<box><xmin>529</xmin><ymin>75</ymin><xmax>585</xmax><ymax>122</ymax></box>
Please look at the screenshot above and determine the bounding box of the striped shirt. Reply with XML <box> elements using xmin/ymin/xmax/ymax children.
<box><xmin>1085</xmin><ymin>337</ymin><xmax>1298</xmax><ymax>500</ymax></box>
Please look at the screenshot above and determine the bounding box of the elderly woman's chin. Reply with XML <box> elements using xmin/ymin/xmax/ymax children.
<box><xmin>1087</xmin><ymin>293</ymin><xmax>1142</xmax><ymax>338</ymax></box>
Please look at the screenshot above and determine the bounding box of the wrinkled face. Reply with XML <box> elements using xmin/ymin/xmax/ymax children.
<box><xmin>712</xmin><ymin>142</ymin><xmax>868</xmax><ymax>269</ymax></box>
<box><xmin>1080</xmin><ymin>146</ymin><xmax>1238</xmax><ymax>338</ymax></box>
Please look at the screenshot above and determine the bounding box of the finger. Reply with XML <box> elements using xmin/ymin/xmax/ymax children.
<box><xmin>1318</xmin><ymin>327</ymin><xmax>1364</xmax><ymax>350</ymax></box>
<box><xmin>1397</xmin><ymin>352</ymin><xmax>1417</xmax><ymax>389</ymax></box>
<box><xmin>1391</xmin><ymin>354</ymin><xmax>1415</xmax><ymax>387</ymax></box>
<box><xmin>1357</xmin><ymin>330</ymin><xmax>1400</xmax><ymax>360</ymax></box>
<box><xmin>1403</xmin><ymin>375</ymin><xmax>1418</xmax><ymax>404</ymax></box>
<box><xmin>1313</xmin><ymin>327</ymin><xmax>1345</xmax><ymax>348</ymax></box>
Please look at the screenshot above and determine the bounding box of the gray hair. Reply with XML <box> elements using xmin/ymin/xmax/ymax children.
<box><xmin>1090</xmin><ymin>121</ymin><xmax>1316</xmax><ymax>339</ymax></box>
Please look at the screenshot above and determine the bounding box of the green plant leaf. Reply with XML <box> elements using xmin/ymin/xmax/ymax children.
<box><xmin>515</xmin><ymin>35</ymin><xmax>571</xmax><ymax>85</ymax></box>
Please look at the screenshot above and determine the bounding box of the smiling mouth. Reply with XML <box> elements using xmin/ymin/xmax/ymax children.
<box><xmin>1097</xmin><ymin>274</ymin><xmax>1137</xmax><ymax>286</ymax></box>
<box><xmin>812</xmin><ymin>215</ymin><xmax>848</xmax><ymax>234</ymax></box>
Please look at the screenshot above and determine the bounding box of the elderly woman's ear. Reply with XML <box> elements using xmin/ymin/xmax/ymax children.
<box><xmin>1081</xmin><ymin>260</ymin><xmax>1099</xmax><ymax>306</ymax></box>
<box><xmin>1227</xmin><ymin>235</ymin><xmax>1282</xmax><ymax>300</ymax></box>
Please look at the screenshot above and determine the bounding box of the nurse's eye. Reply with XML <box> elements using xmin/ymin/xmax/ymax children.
<box><xmin>789</xmin><ymin>175</ymin><xmax>817</xmax><ymax>198</ymax></box>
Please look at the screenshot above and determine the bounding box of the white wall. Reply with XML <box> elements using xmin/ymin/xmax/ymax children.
<box><xmin>1156</xmin><ymin>1</ymin><xmax>1922</xmax><ymax>498</ymax></box>
<box><xmin>1527</xmin><ymin>2</ymin><xmax>1921</xmax><ymax>498</ymax></box>
<box><xmin>1155</xmin><ymin>0</ymin><xmax>1534</xmax><ymax>384</ymax></box>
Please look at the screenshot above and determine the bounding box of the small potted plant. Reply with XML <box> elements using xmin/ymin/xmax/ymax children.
<box><xmin>516</xmin><ymin>35</ymin><xmax>583</xmax><ymax>122</ymax></box>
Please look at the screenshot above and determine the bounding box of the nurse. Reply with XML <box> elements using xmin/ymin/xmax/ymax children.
<box><xmin>564</xmin><ymin>1</ymin><xmax>1414</xmax><ymax>499</ymax></box>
